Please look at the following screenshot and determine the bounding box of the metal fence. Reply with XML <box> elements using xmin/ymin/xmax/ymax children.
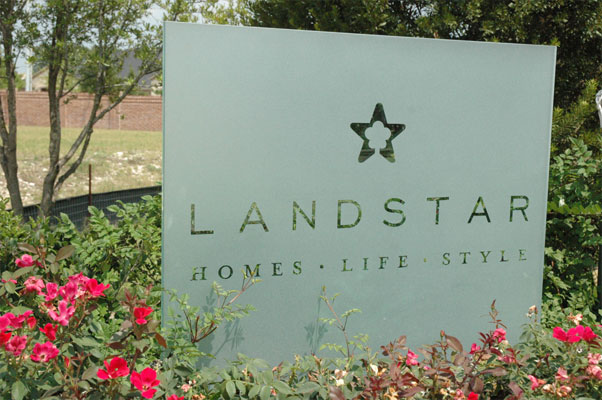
<box><xmin>21</xmin><ymin>186</ymin><xmax>161</xmax><ymax>228</ymax></box>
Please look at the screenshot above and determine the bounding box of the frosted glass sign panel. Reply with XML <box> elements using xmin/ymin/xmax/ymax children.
<box><xmin>163</xmin><ymin>22</ymin><xmax>556</xmax><ymax>364</ymax></box>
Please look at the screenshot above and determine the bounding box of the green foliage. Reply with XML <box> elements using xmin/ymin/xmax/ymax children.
<box><xmin>544</xmin><ymin>107</ymin><xmax>602</xmax><ymax>322</ymax></box>
<box><xmin>73</xmin><ymin>195</ymin><xmax>162</xmax><ymax>290</ymax></box>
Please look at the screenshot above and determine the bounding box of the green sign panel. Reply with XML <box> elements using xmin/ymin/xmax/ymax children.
<box><xmin>163</xmin><ymin>22</ymin><xmax>556</xmax><ymax>363</ymax></box>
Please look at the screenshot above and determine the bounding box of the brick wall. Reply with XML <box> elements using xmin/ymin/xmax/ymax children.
<box><xmin>0</xmin><ymin>91</ymin><xmax>161</xmax><ymax>131</ymax></box>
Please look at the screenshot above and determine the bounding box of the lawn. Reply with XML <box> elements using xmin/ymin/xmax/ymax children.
<box><xmin>0</xmin><ymin>126</ymin><xmax>162</xmax><ymax>206</ymax></box>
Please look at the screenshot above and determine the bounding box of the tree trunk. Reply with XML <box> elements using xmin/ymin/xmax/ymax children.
<box><xmin>39</xmin><ymin>59</ymin><xmax>63</xmax><ymax>217</ymax></box>
<box><xmin>0</xmin><ymin>25</ymin><xmax>24</xmax><ymax>216</ymax></box>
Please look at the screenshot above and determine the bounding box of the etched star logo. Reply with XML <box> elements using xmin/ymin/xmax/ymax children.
<box><xmin>350</xmin><ymin>103</ymin><xmax>405</xmax><ymax>163</ymax></box>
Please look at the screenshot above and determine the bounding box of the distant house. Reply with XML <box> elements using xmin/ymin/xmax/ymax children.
<box><xmin>29</xmin><ymin>51</ymin><xmax>161</xmax><ymax>95</ymax></box>
<box><xmin>31</xmin><ymin>67</ymin><xmax>48</xmax><ymax>91</ymax></box>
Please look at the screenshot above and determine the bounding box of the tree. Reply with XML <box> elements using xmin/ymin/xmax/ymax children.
<box><xmin>0</xmin><ymin>0</ymin><xmax>195</xmax><ymax>216</ymax></box>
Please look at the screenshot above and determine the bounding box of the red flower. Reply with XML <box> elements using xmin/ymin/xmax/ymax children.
<box><xmin>467</xmin><ymin>393</ymin><xmax>479</xmax><ymax>400</ymax></box>
<box><xmin>131</xmin><ymin>367</ymin><xmax>161</xmax><ymax>399</ymax></box>
<box><xmin>167</xmin><ymin>396</ymin><xmax>184</xmax><ymax>400</ymax></box>
<box><xmin>85</xmin><ymin>279</ymin><xmax>110</xmax><ymax>298</ymax></box>
<box><xmin>579</xmin><ymin>326</ymin><xmax>598</xmax><ymax>343</ymax></box>
<box><xmin>553</xmin><ymin>327</ymin><xmax>579</xmax><ymax>343</ymax></box>
<box><xmin>15</xmin><ymin>254</ymin><xmax>35</xmax><ymax>268</ymax></box>
<box><xmin>553</xmin><ymin>326</ymin><xmax>598</xmax><ymax>343</ymax></box>
<box><xmin>31</xmin><ymin>341</ymin><xmax>59</xmax><ymax>363</ymax></box>
<box><xmin>97</xmin><ymin>357</ymin><xmax>130</xmax><ymax>380</ymax></box>
<box><xmin>40</xmin><ymin>323</ymin><xmax>58</xmax><ymax>341</ymax></box>
<box><xmin>26</xmin><ymin>315</ymin><xmax>36</xmax><ymax>330</ymax></box>
<box><xmin>0</xmin><ymin>331</ymin><xmax>11</xmax><ymax>346</ymax></box>
<box><xmin>134</xmin><ymin>307</ymin><xmax>153</xmax><ymax>325</ymax></box>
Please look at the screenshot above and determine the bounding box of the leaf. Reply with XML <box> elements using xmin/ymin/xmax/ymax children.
<box><xmin>271</xmin><ymin>380</ymin><xmax>292</xmax><ymax>395</ymax></box>
<box><xmin>18</xmin><ymin>243</ymin><xmax>36</xmax><ymax>253</ymax></box>
<box><xmin>446</xmin><ymin>335</ymin><xmax>463</xmax><ymax>353</ymax></box>
<box><xmin>470</xmin><ymin>376</ymin><xmax>484</xmax><ymax>393</ymax></box>
<box><xmin>155</xmin><ymin>333</ymin><xmax>167</xmax><ymax>348</ymax></box>
<box><xmin>248</xmin><ymin>384</ymin><xmax>261</xmax><ymax>398</ymax></box>
<box><xmin>56</xmin><ymin>245</ymin><xmax>75</xmax><ymax>261</ymax></box>
<box><xmin>482</xmin><ymin>367</ymin><xmax>507</xmax><ymax>376</ymax></box>
<box><xmin>108</xmin><ymin>342</ymin><xmax>125</xmax><ymax>350</ymax></box>
<box><xmin>146</xmin><ymin>319</ymin><xmax>160</xmax><ymax>332</ymax></box>
<box><xmin>72</xmin><ymin>337</ymin><xmax>98</xmax><ymax>348</ymax></box>
<box><xmin>401</xmin><ymin>386</ymin><xmax>425</xmax><ymax>398</ymax></box>
<box><xmin>295</xmin><ymin>381</ymin><xmax>320</xmax><ymax>394</ymax></box>
<box><xmin>5</xmin><ymin>281</ymin><xmax>16</xmax><ymax>294</ymax></box>
<box><xmin>225</xmin><ymin>381</ymin><xmax>236</xmax><ymax>398</ymax></box>
<box><xmin>120</xmin><ymin>320</ymin><xmax>133</xmax><ymax>330</ymax></box>
<box><xmin>82</xmin><ymin>366</ymin><xmax>98</xmax><ymax>380</ymax></box>
<box><xmin>12</xmin><ymin>381</ymin><xmax>28</xmax><ymax>400</ymax></box>
<box><xmin>328</xmin><ymin>385</ymin><xmax>345</xmax><ymax>400</ymax></box>
<box><xmin>259</xmin><ymin>386</ymin><xmax>271</xmax><ymax>400</ymax></box>
<box><xmin>13</xmin><ymin>266</ymin><xmax>34</xmax><ymax>279</ymax></box>
<box><xmin>508</xmin><ymin>381</ymin><xmax>524</xmax><ymax>397</ymax></box>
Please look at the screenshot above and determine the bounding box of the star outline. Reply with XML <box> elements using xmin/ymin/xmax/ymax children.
<box><xmin>350</xmin><ymin>103</ymin><xmax>406</xmax><ymax>163</ymax></box>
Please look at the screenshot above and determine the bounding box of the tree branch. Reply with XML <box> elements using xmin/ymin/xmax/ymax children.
<box><xmin>54</xmin><ymin>127</ymin><xmax>93</xmax><ymax>193</ymax></box>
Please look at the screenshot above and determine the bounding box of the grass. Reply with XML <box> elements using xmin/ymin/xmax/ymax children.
<box><xmin>0</xmin><ymin>126</ymin><xmax>162</xmax><ymax>206</ymax></box>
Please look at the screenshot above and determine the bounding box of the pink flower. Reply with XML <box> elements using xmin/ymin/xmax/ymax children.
<box><xmin>1</xmin><ymin>279</ymin><xmax>17</xmax><ymax>284</ymax></box>
<box><xmin>406</xmin><ymin>349</ymin><xmax>419</xmax><ymax>366</ymax></box>
<box><xmin>48</xmin><ymin>300</ymin><xmax>75</xmax><ymax>326</ymax></box>
<box><xmin>85</xmin><ymin>279</ymin><xmax>110</xmax><ymax>298</ymax></box>
<box><xmin>558</xmin><ymin>385</ymin><xmax>572</xmax><ymax>396</ymax></box>
<box><xmin>181</xmin><ymin>384</ymin><xmax>191</xmax><ymax>392</ymax></box>
<box><xmin>469</xmin><ymin>343</ymin><xmax>481</xmax><ymax>354</ymax></box>
<box><xmin>588</xmin><ymin>353</ymin><xmax>602</xmax><ymax>365</ymax></box>
<box><xmin>31</xmin><ymin>341</ymin><xmax>59</xmax><ymax>362</ymax></box>
<box><xmin>59</xmin><ymin>281</ymin><xmax>81</xmax><ymax>303</ymax></box>
<box><xmin>528</xmin><ymin>375</ymin><xmax>545</xmax><ymax>390</ymax></box>
<box><xmin>467</xmin><ymin>393</ymin><xmax>478</xmax><ymax>400</ymax></box>
<box><xmin>5</xmin><ymin>335</ymin><xmax>27</xmax><ymax>356</ymax></box>
<box><xmin>130</xmin><ymin>367</ymin><xmax>161</xmax><ymax>399</ymax></box>
<box><xmin>97</xmin><ymin>357</ymin><xmax>130</xmax><ymax>380</ymax></box>
<box><xmin>167</xmin><ymin>396</ymin><xmax>184</xmax><ymax>400</ymax></box>
<box><xmin>587</xmin><ymin>365</ymin><xmax>602</xmax><ymax>380</ymax></box>
<box><xmin>42</xmin><ymin>282</ymin><xmax>59</xmax><ymax>302</ymax></box>
<box><xmin>15</xmin><ymin>254</ymin><xmax>35</xmax><ymax>267</ymax></box>
<box><xmin>68</xmin><ymin>273</ymin><xmax>90</xmax><ymax>287</ymax></box>
<box><xmin>40</xmin><ymin>323</ymin><xmax>58</xmax><ymax>341</ymax></box>
<box><xmin>555</xmin><ymin>367</ymin><xmax>569</xmax><ymax>381</ymax></box>
<box><xmin>492</xmin><ymin>328</ymin><xmax>506</xmax><ymax>343</ymax></box>
<box><xmin>454</xmin><ymin>389</ymin><xmax>465</xmax><ymax>400</ymax></box>
<box><xmin>24</xmin><ymin>276</ymin><xmax>45</xmax><ymax>294</ymax></box>
<box><xmin>498</xmin><ymin>354</ymin><xmax>516</xmax><ymax>364</ymax></box>
<box><xmin>5</xmin><ymin>311</ymin><xmax>33</xmax><ymax>330</ymax></box>
<box><xmin>134</xmin><ymin>307</ymin><xmax>153</xmax><ymax>325</ymax></box>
